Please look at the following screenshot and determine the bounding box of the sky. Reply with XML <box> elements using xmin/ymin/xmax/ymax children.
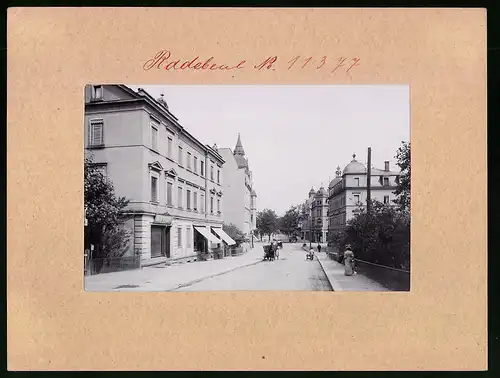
<box><xmin>130</xmin><ymin>85</ymin><xmax>410</xmax><ymax>216</ymax></box>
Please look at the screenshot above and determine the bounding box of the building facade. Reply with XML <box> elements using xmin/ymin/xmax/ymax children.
<box><xmin>328</xmin><ymin>154</ymin><xmax>400</xmax><ymax>237</ymax></box>
<box><xmin>217</xmin><ymin>134</ymin><xmax>257</xmax><ymax>238</ymax></box>
<box><xmin>311</xmin><ymin>186</ymin><xmax>329</xmax><ymax>243</ymax></box>
<box><xmin>84</xmin><ymin>84</ymin><xmax>233</xmax><ymax>266</ymax></box>
<box><xmin>299</xmin><ymin>186</ymin><xmax>329</xmax><ymax>243</ymax></box>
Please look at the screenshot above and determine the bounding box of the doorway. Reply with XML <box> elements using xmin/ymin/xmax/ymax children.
<box><xmin>151</xmin><ymin>225</ymin><xmax>171</xmax><ymax>258</ymax></box>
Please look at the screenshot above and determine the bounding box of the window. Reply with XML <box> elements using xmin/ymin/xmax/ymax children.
<box><xmin>217</xmin><ymin>199</ymin><xmax>220</xmax><ymax>213</ymax></box>
<box><xmin>210</xmin><ymin>197</ymin><xmax>214</xmax><ymax>213</ymax></box>
<box><xmin>187</xmin><ymin>152</ymin><xmax>192</xmax><ymax>170</ymax></box>
<box><xmin>89</xmin><ymin>119</ymin><xmax>104</xmax><ymax>146</ymax></box>
<box><xmin>194</xmin><ymin>156</ymin><xmax>198</xmax><ymax>173</ymax></box>
<box><xmin>177</xmin><ymin>227</ymin><xmax>182</xmax><ymax>247</ymax></box>
<box><xmin>193</xmin><ymin>192</ymin><xmax>198</xmax><ymax>210</ymax></box>
<box><xmin>384</xmin><ymin>195</ymin><xmax>390</xmax><ymax>204</ymax></box>
<box><xmin>354</xmin><ymin>194</ymin><xmax>360</xmax><ymax>204</ymax></box>
<box><xmin>167</xmin><ymin>137</ymin><xmax>173</xmax><ymax>158</ymax></box>
<box><xmin>178</xmin><ymin>187</ymin><xmax>183</xmax><ymax>208</ymax></box>
<box><xmin>354</xmin><ymin>177</ymin><xmax>359</xmax><ymax>186</ymax></box>
<box><xmin>91</xmin><ymin>85</ymin><xmax>103</xmax><ymax>100</ymax></box>
<box><xmin>178</xmin><ymin>146</ymin><xmax>183</xmax><ymax>165</ymax></box>
<box><xmin>187</xmin><ymin>228</ymin><xmax>192</xmax><ymax>248</ymax></box>
<box><xmin>383</xmin><ymin>177</ymin><xmax>390</xmax><ymax>186</ymax></box>
<box><xmin>217</xmin><ymin>169</ymin><xmax>220</xmax><ymax>183</ymax></box>
<box><xmin>151</xmin><ymin>176</ymin><xmax>158</xmax><ymax>203</ymax></box>
<box><xmin>201</xmin><ymin>161</ymin><xmax>205</xmax><ymax>176</ymax></box>
<box><xmin>201</xmin><ymin>194</ymin><xmax>205</xmax><ymax>212</ymax></box>
<box><xmin>166</xmin><ymin>182</ymin><xmax>173</xmax><ymax>206</ymax></box>
<box><xmin>94</xmin><ymin>165</ymin><xmax>107</xmax><ymax>177</ymax></box>
<box><xmin>186</xmin><ymin>189</ymin><xmax>191</xmax><ymax>210</ymax></box>
<box><xmin>211</xmin><ymin>166</ymin><xmax>214</xmax><ymax>181</ymax></box>
<box><xmin>151</xmin><ymin>124</ymin><xmax>158</xmax><ymax>151</ymax></box>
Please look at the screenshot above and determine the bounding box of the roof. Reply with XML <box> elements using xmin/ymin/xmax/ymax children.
<box><xmin>343</xmin><ymin>154</ymin><xmax>366</xmax><ymax>174</ymax></box>
<box><xmin>316</xmin><ymin>187</ymin><xmax>327</xmax><ymax>196</ymax></box>
<box><xmin>329</xmin><ymin>165</ymin><xmax>343</xmax><ymax>187</ymax></box>
<box><xmin>329</xmin><ymin>177</ymin><xmax>342</xmax><ymax>188</ymax></box>
<box><xmin>371</xmin><ymin>167</ymin><xmax>400</xmax><ymax>175</ymax></box>
<box><xmin>234</xmin><ymin>133</ymin><xmax>245</xmax><ymax>155</ymax></box>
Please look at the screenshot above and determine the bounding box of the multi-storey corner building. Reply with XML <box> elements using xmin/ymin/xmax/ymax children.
<box><xmin>299</xmin><ymin>186</ymin><xmax>329</xmax><ymax>243</ymax></box>
<box><xmin>84</xmin><ymin>84</ymin><xmax>234</xmax><ymax>266</ymax></box>
<box><xmin>311</xmin><ymin>186</ymin><xmax>329</xmax><ymax>243</ymax></box>
<box><xmin>328</xmin><ymin>154</ymin><xmax>400</xmax><ymax>236</ymax></box>
<box><xmin>217</xmin><ymin>134</ymin><xmax>257</xmax><ymax>238</ymax></box>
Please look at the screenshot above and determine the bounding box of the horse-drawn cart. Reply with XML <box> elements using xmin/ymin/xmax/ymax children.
<box><xmin>263</xmin><ymin>244</ymin><xmax>276</xmax><ymax>261</ymax></box>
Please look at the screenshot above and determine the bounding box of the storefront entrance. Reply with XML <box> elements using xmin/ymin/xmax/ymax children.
<box><xmin>151</xmin><ymin>225</ymin><xmax>171</xmax><ymax>258</ymax></box>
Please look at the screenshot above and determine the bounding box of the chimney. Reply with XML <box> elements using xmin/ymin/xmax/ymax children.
<box><xmin>384</xmin><ymin>161</ymin><xmax>390</xmax><ymax>171</ymax></box>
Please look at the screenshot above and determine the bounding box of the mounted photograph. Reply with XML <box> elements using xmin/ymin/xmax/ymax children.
<box><xmin>83</xmin><ymin>84</ymin><xmax>410</xmax><ymax>292</ymax></box>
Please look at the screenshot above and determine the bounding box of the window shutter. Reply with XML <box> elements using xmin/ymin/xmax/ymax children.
<box><xmin>151</xmin><ymin>126</ymin><xmax>158</xmax><ymax>150</ymax></box>
<box><xmin>167</xmin><ymin>182</ymin><xmax>172</xmax><ymax>205</ymax></box>
<box><xmin>151</xmin><ymin>177</ymin><xmax>158</xmax><ymax>202</ymax></box>
<box><xmin>90</xmin><ymin>121</ymin><xmax>103</xmax><ymax>145</ymax></box>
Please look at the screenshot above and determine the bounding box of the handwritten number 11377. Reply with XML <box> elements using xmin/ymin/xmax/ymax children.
<box><xmin>287</xmin><ymin>56</ymin><xmax>360</xmax><ymax>73</ymax></box>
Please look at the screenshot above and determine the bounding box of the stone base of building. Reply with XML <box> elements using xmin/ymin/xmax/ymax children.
<box><xmin>121</xmin><ymin>212</ymin><xmax>224</xmax><ymax>267</ymax></box>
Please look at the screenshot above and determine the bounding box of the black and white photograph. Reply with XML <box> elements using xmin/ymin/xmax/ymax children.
<box><xmin>84</xmin><ymin>84</ymin><xmax>411</xmax><ymax>292</ymax></box>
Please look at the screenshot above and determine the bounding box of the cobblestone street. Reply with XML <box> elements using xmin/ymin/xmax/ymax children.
<box><xmin>176</xmin><ymin>243</ymin><xmax>332</xmax><ymax>291</ymax></box>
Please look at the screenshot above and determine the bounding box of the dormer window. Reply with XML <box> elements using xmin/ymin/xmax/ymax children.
<box><xmin>91</xmin><ymin>85</ymin><xmax>103</xmax><ymax>101</ymax></box>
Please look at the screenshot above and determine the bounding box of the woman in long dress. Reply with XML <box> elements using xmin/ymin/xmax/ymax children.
<box><xmin>344</xmin><ymin>246</ymin><xmax>354</xmax><ymax>276</ymax></box>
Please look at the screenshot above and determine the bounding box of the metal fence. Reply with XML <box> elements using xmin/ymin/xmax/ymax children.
<box><xmin>85</xmin><ymin>256</ymin><xmax>141</xmax><ymax>276</ymax></box>
<box><xmin>353</xmin><ymin>259</ymin><xmax>410</xmax><ymax>291</ymax></box>
<box><xmin>325</xmin><ymin>249</ymin><xmax>410</xmax><ymax>291</ymax></box>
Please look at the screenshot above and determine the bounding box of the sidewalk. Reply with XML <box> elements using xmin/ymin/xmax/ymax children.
<box><xmin>84</xmin><ymin>243</ymin><xmax>265</xmax><ymax>292</ymax></box>
<box><xmin>316</xmin><ymin>253</ymin><xmax>388</xmax><ymax>291</ymax></box>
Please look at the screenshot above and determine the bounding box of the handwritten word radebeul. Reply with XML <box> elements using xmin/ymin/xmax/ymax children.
<box><xmin>143</xmin><ymin>50</ymin><xmax>246</xmax><ymax>71</ymax></box>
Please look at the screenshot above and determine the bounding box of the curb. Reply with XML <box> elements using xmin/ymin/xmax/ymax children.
<box><xmin>316</xmin><ymin>254</ymin><xmax>343</xmax><ymax>292</ymax></box>
<box><xmin>167</xmin><ymin>259</ymin><xmax>264</xmax><ymax>291</ymax></box>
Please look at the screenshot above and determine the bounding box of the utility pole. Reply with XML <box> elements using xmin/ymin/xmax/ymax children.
<box><xmin>309</xmin><ymin>202</ymin><xmax>313</xmax><ymax>249</ymax></box>
<box><xmin>367</xmin><ymin>147</ymin><xmax>372</xmax><ymax>215</ymax></box>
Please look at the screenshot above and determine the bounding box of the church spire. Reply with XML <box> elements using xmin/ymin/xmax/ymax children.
<box><xmin>234</xmin><ymin>133</ymin><xmax>245</xmax><ymax>156</ymax></box>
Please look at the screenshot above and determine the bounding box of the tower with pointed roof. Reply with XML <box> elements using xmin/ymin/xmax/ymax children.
<box><xmin>216</xmin><ymin>134</ymin><xmax>257</xmax><ymax>240</ymax></box>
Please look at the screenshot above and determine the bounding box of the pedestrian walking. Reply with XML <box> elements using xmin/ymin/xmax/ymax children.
<box><xmin>344</xmin><ymin>245</ymin><xmax>355</xmax><ymax>276</ymax></box>
<box><xmin>271</xmin><ymin>240</ymin><xmax>279</xmax><ymax>260</ymax></box>
<box><xmin>317</xmin><ymin>243</ymin><xmax>321</xmax><ymax>253</ymax></box>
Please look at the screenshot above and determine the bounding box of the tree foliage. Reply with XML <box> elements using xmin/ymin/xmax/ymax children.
<box><xmin>85</xmin><ymin>155</ymin><xmax>131</xmax><ymax>258</ymax></box>
<box><xmin>223</xmin><ymin>223</ymin><xmax>245</xmax><ymax>243</ymax></box>
<box><xmin>256</xmin><ymin>209</ymin><xmax>279</xmax><ymax>239</ymax></box>
<box><xmin>329</xmin><ymin>200</ymin><xmax>410</xmax><ymax>270</ymax></box>
<box><xmin>278</xmin><ymin>205</ymin><xmax>301</xmax><ymax>235</ymax></box>
<box><xmin>393</xmin><ymin>141</ymin><xmax>411</xmax><ymax>213</ymax></box>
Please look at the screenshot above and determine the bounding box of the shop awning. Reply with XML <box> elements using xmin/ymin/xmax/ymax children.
<box><xmin>211</xmin><ymin>228</ymin><xmax>236</xmax><ymax>246</ymax></box>
<box><xmin>194</xmin><ymin>226</ymin><xmax>221</xmax><ymax>244</ymax></box>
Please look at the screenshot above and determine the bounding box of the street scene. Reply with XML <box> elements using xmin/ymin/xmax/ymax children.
<box><xmin>84</xmin><ymin>84</ymin><xmax>410</xmax><ymax>292</ymax></box>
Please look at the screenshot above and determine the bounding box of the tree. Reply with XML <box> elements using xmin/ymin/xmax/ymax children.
<box><xmin>279</xmin><ymin>205</ymin><xmax>300</xmax><ymax>236</ymax></box>
<box><xmin>256</xmin><ymin>209</ymin><xmax>279</xmax><ymax>241</ymax></box>
<box><xmin>223</xmin><ymin>223</ymin><xmax>245</xmax><ymax>244</ymax></box>
<box><xmin>393</xmin><ymin>141</ymin><xmax>410</xmax><ymax>213</ymax></box>
<box><xmin>329</xmin><ymin>200</ymin><xmax>410</xmax><ymax>270</ymax></box>
<box><xmin>85</xmin><ymin>155</ymin><xmax>131</xmax><ymax>260</ymax></box>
